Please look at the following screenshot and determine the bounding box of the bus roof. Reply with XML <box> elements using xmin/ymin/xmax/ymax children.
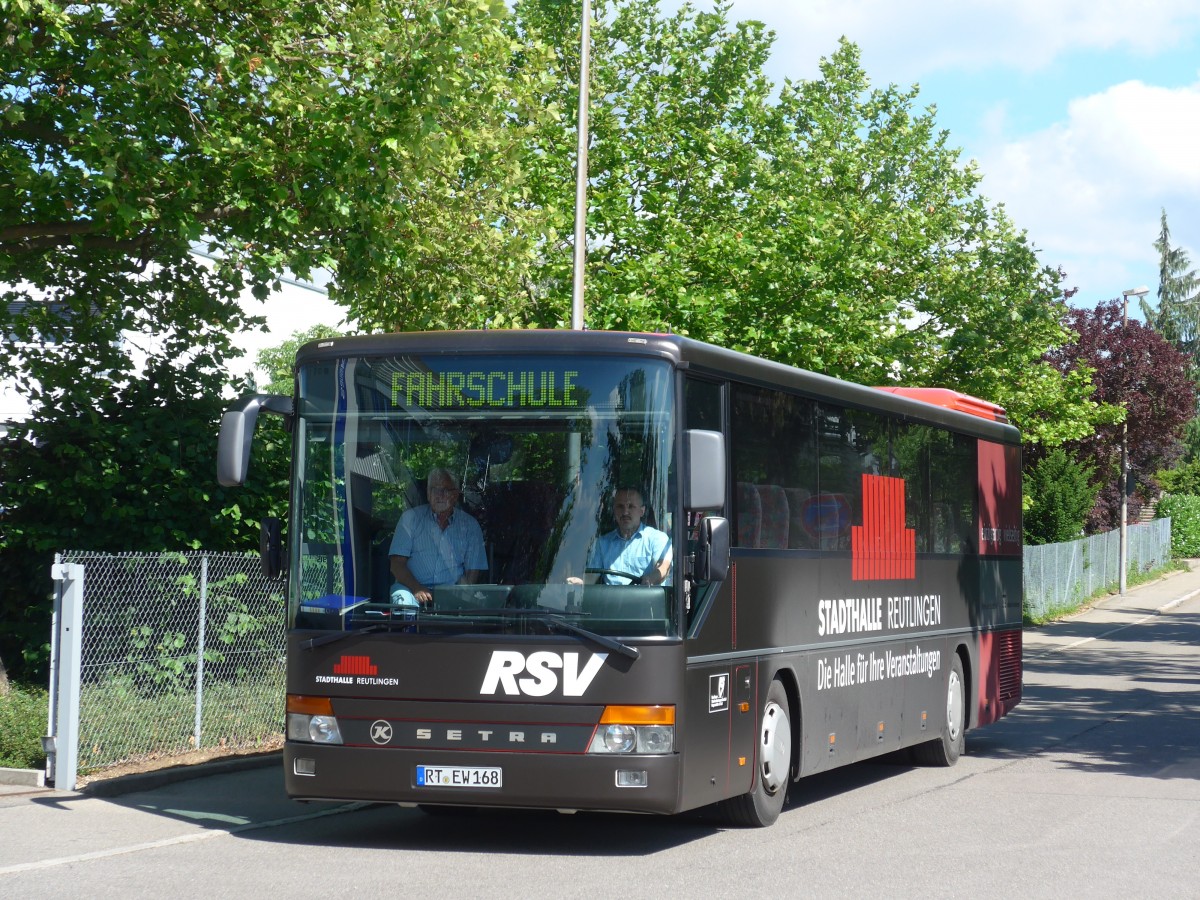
<box><xmin>295</xmin><ymin>330</ymin><xmax>1020</xmax><ymax>444</ymax></box>
<box><xmin>872</xmin><ymin>387</ymin><xmax>1009</xmax><ymax>424</ymax></box>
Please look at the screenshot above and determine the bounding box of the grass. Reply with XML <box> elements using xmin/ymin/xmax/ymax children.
<box><xmin>0</xmin><ymin>672</ymin><xmax>285</xmax><ymax>776</ymax></box>
<box><xmin>0</xmin><ymin>684</ymin><xmax>49</xmax><ymax>769</ymax></box>
<box><xmin>77</xmin><ymin>671</ymin><xmax>285</xmax><ymax>774</ymax></box>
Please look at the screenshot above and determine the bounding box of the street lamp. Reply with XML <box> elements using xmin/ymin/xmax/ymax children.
<box><xmin>1119</xmin><ymin>285</ymin><xmax>1150</xmax><ymax>594</ymax></box>
<box><xmin>570</xmin><ymin>0</ymin><xmax>592</xmax><ymax>331</ymax></box>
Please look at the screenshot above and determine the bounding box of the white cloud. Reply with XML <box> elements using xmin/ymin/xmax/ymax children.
<box><xmin>724</xmin><ymin>0</ymin><xmax>1200</xmax><ymax>80</ymax></box>
<box><xmin>975</xmin><ymin>78</ymin><xmax>1200</xmax><ymax>296</ymax></box>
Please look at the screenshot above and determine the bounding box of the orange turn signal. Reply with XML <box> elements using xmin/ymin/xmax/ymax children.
<box><xmin>599</xmin><ymin>705</ymin><xmax>675</xmax><ymax>725</ymax></box>
<box><xmin>287</xmin><ymin>694</ymin><xmax>334</xmax><ymax>716</ymax></box>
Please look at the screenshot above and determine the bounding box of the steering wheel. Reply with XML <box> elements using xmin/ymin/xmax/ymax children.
<box><xmin>585</xmin><ymin>567</ymin><xmax>645</xmax><ymax>585</ymax></box>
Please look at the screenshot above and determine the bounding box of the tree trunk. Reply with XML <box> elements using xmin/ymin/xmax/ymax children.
<box><xmin>0</xmin><ymin>652</ymin><xmax>9</xmax><ymax>696</ymax></box>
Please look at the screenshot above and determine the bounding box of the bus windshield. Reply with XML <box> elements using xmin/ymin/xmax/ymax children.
<box><xmin>291</xmin><ymin>353</ymin><xmax>678</xmax><ymax>639</ymax></box>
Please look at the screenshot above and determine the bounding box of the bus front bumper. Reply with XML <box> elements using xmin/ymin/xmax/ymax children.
<box><xmin>284</xmin><ymin>743</ymin><xmax>682</xmax><ymax>815</ymax></box>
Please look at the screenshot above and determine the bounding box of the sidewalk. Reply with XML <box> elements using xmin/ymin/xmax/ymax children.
<box><xmin>1022</xmin><ymin>560</ymin><xmax>1200</xmax><ymax>655</ymax></box>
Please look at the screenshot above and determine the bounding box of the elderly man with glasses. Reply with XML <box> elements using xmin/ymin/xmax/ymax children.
<box><xmin>389</xmin><ymin>467</ymin><xmax>487</xmax><ymax>607</ymax></box>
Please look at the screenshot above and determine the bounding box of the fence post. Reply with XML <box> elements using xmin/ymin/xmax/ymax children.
<box><xmin>48</xmin><ymin>561</ymin><xmax>85</xmax><ymax>791</ymax></box>
<box><xmin>194</xmin><ymin>553</ymin><xmax>208</xmax><ymax>750</ymax></box>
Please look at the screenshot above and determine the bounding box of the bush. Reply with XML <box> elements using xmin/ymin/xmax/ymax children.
<box><xmin>0</xmin><ymin>685</ymin><xmax>49</xmax><ymax>769</ymax></box>
<box><xmin>1157</xmin><ymin>459</ymin><xmax>1200</xmax><ymax>496</ymax></box>
<box><xmin>1157</xmin><ymin>494</ymin><xmax>1200</xmax><ymax>558</ymax></box>
<box><xmin>1024</xmin><ymin>449</ymin><xmax>1100</xmax><ymax>545</ymax></box>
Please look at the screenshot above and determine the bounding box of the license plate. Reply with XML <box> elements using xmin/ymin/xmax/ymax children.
<box><xmin>416</xmin><ymin>765</ymin><xmax>503</xmax><ymax>788</ymax></box>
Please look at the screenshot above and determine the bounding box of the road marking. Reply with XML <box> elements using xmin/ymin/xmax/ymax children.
<box><xmin>0</xmin><ymin>802</ymin><xmax>369</xmax><ymax>876</ymax></box>
<box><xmin>1051</xmin><ymin>587</ymin><xmax>1200</xmax><ymax>652</ymax></box>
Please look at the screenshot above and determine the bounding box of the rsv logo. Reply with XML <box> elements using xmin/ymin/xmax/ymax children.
<box><xmin>480</xmin><ymin>651</ymin><xmax>608</xmax><ymax>697</ymax></box>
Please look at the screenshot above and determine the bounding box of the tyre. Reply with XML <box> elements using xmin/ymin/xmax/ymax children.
<box><xmin>912</xmin><ymin>653</ymin><xmax>965</xmax><ymax>767</ymax></box>
<box><xmin>718</xmin><ymin>678</ymin><xmax>792</xmax><ymax>827</ymax></box>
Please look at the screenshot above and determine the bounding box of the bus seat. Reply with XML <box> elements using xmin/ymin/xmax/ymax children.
<box><xmin>736</xmin><ymin>481</ymin><xmax>762</xmax><ymax>548</ymax></box>
<box><xmin>481</xmin><ymin>481</ymin><xmax>564</xmax><ymax>584</ymax></box>
<box><xmin>756</xmin><ymin>484</ymin><xmax>790</xmax><ymax>549</ymax></box>
<box><xmin>785</xmin><ymin>487</ymin><xmax>813</xmax><ymax>548</ymax></box>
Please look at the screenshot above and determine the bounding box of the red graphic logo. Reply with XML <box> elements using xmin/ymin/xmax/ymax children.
<box><xmin>851</xmin><ymin>474</ymin><xmax>915</xmax><ymax>580</ymax></box>
<box><xmin>333</xmin><ymin>655</ymin><xmax>377</xmax><ymax>676</ymax></box>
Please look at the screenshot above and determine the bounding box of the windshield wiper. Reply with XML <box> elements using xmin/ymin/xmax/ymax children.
<box><xmin>527</xmin><ymin>612</ymin><xmax>640</xmax><ymax>661</ymax></box>
<box><xmin>301</xmin><ymin>622</ymin><xmax>392</xmax><ymax>651</ymax></box>
<box><xmin>300</xmin><ymin>609</ymin><xmax>639</xmax><ymax>661</ymax></box>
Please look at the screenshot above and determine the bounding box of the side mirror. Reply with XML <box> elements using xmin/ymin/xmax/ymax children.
<box><xmin>260</xmin><ymin>517</ymin><xmax>284</xmax><ymax>580</ymax></box>
<box><xmin>695</xmin><ymin>515</ymin><xmax>730</xmax><ymax>582</ymax></box>
<box><xmin>217</xmin><ymin>394</ymin><xmax>292</xmax><ymax>487</ymax></box>
<box><xmin>684</xmin><ymin>429</ymin><xmax>725</xmax><ymax>510</ymax></box>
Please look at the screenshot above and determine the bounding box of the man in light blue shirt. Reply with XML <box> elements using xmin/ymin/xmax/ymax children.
<box><xmin>587</xmin><ymin>487</ymin><xmax>672</xmax><ymax>586</ymax></box>
<box><xmin>389</xmin><ymin>468</ymin><xmax>487</xmax><ymax>606</ymax></box>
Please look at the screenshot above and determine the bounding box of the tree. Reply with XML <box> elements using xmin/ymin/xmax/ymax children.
<box><xmin>1</xmin><ymin>1</ymin><xmax>551</xmax><ymax>681</ymax></box>
<box><xmin>1046</xmin><ymin>300</ymin><xmax>1196</xmax><ymax>532</ymax></box>
<box><xmin>487</xmin><ymin>3</ymin><xmax>1105</xmax><ymax>447</ymax></box>
<box><xmin>1024</xmin><ymin>449</ymin><xmax>1099</xmax><ymax>544</ymax></box>
<box><xmin>0</xmin><ymin>358</ymin><xmax>290</xmax><ymax>683</ymax></box>
<box><xmin>2</xmin><ymin>0</ymin><xmax>551</xmax><ymax>403</ymax></box>
<box><xmin>1141</xmin><ymin>209</ymin><xmax>1200</xmax><ymax>463</ymax></box>
<box><xmin>1142</xmin><ymin>208</ymin><xmax>1200</xmax><ymax>365</ymax></box>
<box><xmin>255</xmin><ymin>324</ymin><xmax>344</xmax><ymax>395</ymax></box>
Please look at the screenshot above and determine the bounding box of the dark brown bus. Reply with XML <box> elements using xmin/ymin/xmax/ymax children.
<box><xmin>218</xmin><ymin>330</ymin><xmax>1021</xmax><ymax>827</ymax></box>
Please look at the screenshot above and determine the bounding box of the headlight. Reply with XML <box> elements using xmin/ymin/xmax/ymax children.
<box><xmin>602</xmin><ymin>724</ymin><xmax>636</xmax><ymax>753</ymax></box>
<box><xmin>287</xmin><ymin>713</ymin><xmax>343</xmax><ymax>744</ymax></box>
<box><xmin>588</xmin><ymin>723</ymin><xmax>674</xmax><ymax>755</ymax></box>
<box><xmin>637</xmin><ymin>724</ymin><xmax>674</xmax><ymax>754</ymax></box>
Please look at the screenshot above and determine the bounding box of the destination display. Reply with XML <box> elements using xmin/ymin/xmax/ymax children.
<box><xmin>391</xmin><ymin>369</ymin><xmax>581</xmax><ymax>409</ymax></box>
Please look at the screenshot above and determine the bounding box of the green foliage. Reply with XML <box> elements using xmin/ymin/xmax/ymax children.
<box><xmin>0</xmin><ymin>685</ymin><xmax>49</xmax><ymax>769</ymax></box>
<box><xmin>1157</xmin><ymin>494</ymin><xmax>1200</xmax><ymax>558</ymax></box>
<box><xmin>3</xmin><ymin>0</ymin><xmax>550</xmax><ymax>354</ymax></box>
<box><xmin>255</xmin><ymin>324</ymin><xmax>343</xmax><ymax>395</ymax></box>
<box><xmin>496</xmin><ymin>2</ymin><xmax>1104</xmax><ymax>447</ymax></box>
<box><xmin>0</xmin><ymin>3</ymin><xmax>549</xmax><ymax>673</ymax></box>
<box><xmin>1179</xmin><ymin>416</ymin><xmax>1200</xmax><ymax>463</ymax></box>
<box><xmin>1024</xmin><ymin>449</ymin><xmax>1099</xmax><ymax>544</ymax></box>
<box><xmin>0</xmin><ymin>368</ymin><xmax>288</xmax><ymax>683</ymax></box>
<box><xmin>1157</xmin><ymin>459</ymin><xmax>1200</xmax><ymax>497</ymax></box>
<box><xmin>56</xmin><ymin>554</ymin><xmax>285</xmax><ymax>697</ymax></box>
<box><xmin>1142</xmin><ymin>208</ymin><xmax>1200</xmax><ymax>367</ymax></box>
<box><xmin>77</xmin><ymin>674</ymin><xmax>283</xmax><ymax>774</ymax></box>
<box><xmin>1049</xmin><ymin>301</ymin><xmax>1195</xmax><ymax>532</ymax></box>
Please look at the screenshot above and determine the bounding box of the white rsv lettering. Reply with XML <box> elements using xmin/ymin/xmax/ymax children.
<box><xmin>480</xmin><ymin>650</ymin><xmax>608</xmax><ymax>696</ymax></box>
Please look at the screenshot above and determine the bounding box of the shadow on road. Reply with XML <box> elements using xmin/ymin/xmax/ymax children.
<box><xmin>967</xmin><ymin>608</ymin><xmax>1200</xmax><ymax>779</ymax></box>
<box><xmin>33</xmin><ymin>607</ymin><xmax>1200</xmax><ymax>856</ymax></box>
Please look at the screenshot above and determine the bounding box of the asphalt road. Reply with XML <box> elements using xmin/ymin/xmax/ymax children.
<box><xmin>4</xmin><ymin>568</ymin><xmax>1200</xmax><ymax>899</ymax></box>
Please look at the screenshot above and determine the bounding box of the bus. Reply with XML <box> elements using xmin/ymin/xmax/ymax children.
<box><xmin>218</xmin><ymin>330</ymin><xmax>1022</xmax><ymax>827</ymax></box>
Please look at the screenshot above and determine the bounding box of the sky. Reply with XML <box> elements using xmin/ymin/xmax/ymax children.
<box><xmin>665</xmin><ymin>0</ymin><xmax>1200</xmax><ymax>315</ymax></box>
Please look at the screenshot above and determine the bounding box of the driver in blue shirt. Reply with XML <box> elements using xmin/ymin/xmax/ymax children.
<box><xmin>578</xmin><ymin>487</ymin><xmax>671</xmax><ymax>586</ymax></box>
<box><xmin>389</xmin><ymin>468</ymin><xmax>487</xmax><ymax>606</ymax></box>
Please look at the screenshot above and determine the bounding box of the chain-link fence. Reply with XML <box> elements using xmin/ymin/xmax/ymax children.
<box><xmin>56</xmin><ymin>551</ymin><xmax>286</xmax><ymax>778</ymax></box>
<box><xmin>1023</xmin><ymin>518</ymin><xmax>1172</xmax><ymax>619</ymax></box>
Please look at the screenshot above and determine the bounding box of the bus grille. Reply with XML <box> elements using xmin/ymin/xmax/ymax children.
<box><xmin>997</xmin><ymin>629</ymin><xmax>1022</xmax><ymax>701</ymax></box>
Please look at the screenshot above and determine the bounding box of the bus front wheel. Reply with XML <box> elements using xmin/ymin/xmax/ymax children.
<box><xmin>912</xmin><ymin>653</ymin><xmax>965</xmax><ymax>767</ymax></box>
<box><xmin>718</xmin><ymin>679</ymin><xmax>792</xmax><ymax>827</ymax></box>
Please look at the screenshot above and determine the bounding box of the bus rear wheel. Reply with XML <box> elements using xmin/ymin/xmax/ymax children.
<box><xmin>719</xmin><ymin>679</ymin><xmax>792</xmax><ymax>827</ymax></box>
<box><xmin>912</xmin><ymin>653</ymin><xmax>965</xmax><ymax>767</ymax></box>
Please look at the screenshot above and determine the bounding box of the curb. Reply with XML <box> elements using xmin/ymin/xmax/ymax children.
<box><xmin>81</xmin><ymin>751</ymin><xmax>281</xmax><ymax>798</ymax></box>
<box><xmin>0</xmin><ymin>766</ymin><xmax>46</xmax><ymax>788</ymax></box>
